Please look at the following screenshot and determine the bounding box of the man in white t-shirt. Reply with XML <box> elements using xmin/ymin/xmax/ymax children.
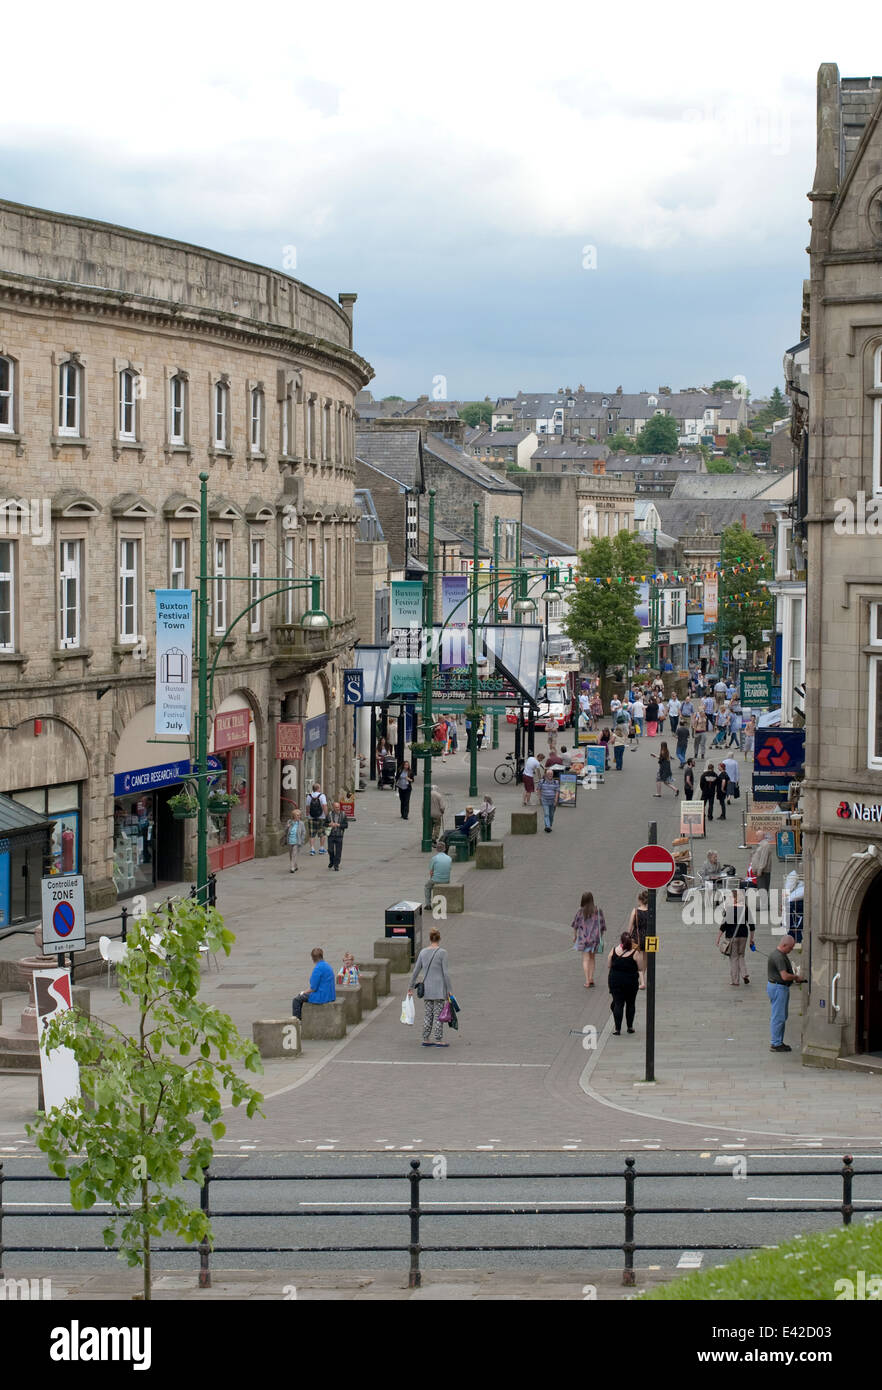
<box><xmin>522</xmin><ymin>752</ymin><xmax>544</xmax><ymax>806</ymax></box>
<box><xmin>631</xmin><ymin>697</ymin><xmax>645</xmax><ymax>737</ymax></box>
<box><xmin>668</xmin><ymin>695</ymin><xmax>681</xmax><ymax>733</ymax></box>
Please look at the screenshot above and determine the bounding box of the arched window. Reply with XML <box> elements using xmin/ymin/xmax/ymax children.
<box><xmin>58</xmin><ymin>360</ymin><xmax>82</xmax><ymax>436</ymax></box>
<box><xmin>0</xmin><ymin>355</ymin><xmax>13</xmax><ymax>432</ymax></box>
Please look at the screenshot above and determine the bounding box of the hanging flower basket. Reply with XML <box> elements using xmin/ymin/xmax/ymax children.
<box><xmin>208</xmin><ymin>791</ymin><xmax>240</xmax><ymax>815</ymax></box>
<box><xmin>168</xmin><ymin>792</ymin><xmax>199</xmax><ymax>820</ymax></box>
<box><xmin>410</xmin><ymin>740</ymin><xmax>446</xmax><ymax>757</ymax></box>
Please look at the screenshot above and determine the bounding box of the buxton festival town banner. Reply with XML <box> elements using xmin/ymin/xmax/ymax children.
<box><xmin>155</xmin><ymin>589</ymin><xmax>193</xmax><ymax>736</ymax></box>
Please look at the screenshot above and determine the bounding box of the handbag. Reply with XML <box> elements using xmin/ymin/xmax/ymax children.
<box><xmin>438</xmin><ymin>999</ymin><xmax>453</xmax><ymax>1023</ymax></box>
<box><xmin>719</xmin><ymin>937</ymin><xmax>733</xmax><ymax>957</ymax></box>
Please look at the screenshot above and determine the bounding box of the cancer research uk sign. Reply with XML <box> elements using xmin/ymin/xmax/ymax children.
<box><xmin>155</xmin><ymin>590</ymin><xmax>193</xmax><ymax>735</ymax></box>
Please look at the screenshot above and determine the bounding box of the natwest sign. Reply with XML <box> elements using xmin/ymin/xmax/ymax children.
<box><xmin>836</xmin><ymin>799</ymin><xmax>882</xmax><ymax>823</ymax></box>
<box><xmin>214</xmin><ymin>707</ymin><xmax>250</xmax><ymax>751</ymax></box>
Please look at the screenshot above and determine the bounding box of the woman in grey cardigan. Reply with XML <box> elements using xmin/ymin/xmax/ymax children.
<box><xmin>408</xmin><ymin>928</ymin><xmax>453</xmax><ymax>1047</ymax></box>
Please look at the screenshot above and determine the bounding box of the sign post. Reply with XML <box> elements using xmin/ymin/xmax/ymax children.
<box><xmin>631</xmin><ymin>834</ymin><xmax>675</xmax><ymax>1084</ymax></box>
<box><xmin>41</xmin><ymin>874</ymin><xmax>86</xmax><ymax>968</ymax></box>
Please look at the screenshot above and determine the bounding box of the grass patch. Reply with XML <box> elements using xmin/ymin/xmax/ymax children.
<box><xmin>641</xmin><ymin>1221</ymin><xmax>882</xmax><ymax>1300</ymax></box>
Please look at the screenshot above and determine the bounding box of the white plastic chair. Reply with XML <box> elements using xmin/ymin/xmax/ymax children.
<box><xmin>198</xmin><ymin>941</ymin><xmax>221</xmax><ymax>973</ymax></box>
<box><xmin>98</xmin><ymin>934</ymin><xmax>128</xmax><ymax>988</ymax></box>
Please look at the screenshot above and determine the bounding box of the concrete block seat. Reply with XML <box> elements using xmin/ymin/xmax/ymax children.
<box><xmin>432</xmin><ymin>882</ymin><xmax>464</xmax><ymax>913</ymax></box>
<box><xmin>356</xmin><ymin>959</ymin><xmax>391</xmax><ymax>995</ymax></box>
<box><xmin>252</xmin><ymin>1018</ymin><xmax>302</xmax><ymax>1058</ymax></box>
<box><xmin>300</xmin><ymin>999</ymin><xmax>348</xmax><ymax>1040</ymax></box>
<box><xmin>511</xmin><ymin>809</ymin><xmax>538</xmax><ymax>834</ymax></box>
<box><xmin>337</xmin><ymin>984</ymin><xmax>363</xmax><ymax>1026</ymax></box>
<box><xmin>475</xmin><ymin>841</ymin><xmax>503</xmax><ymax>869</ymax></box>
<box><xmin>355</xmin><ymin>971</ymin><xmax>378</xmax><ymax>1009</ymax></box>
<box><xmin>373</xmin><ymin>938</ymin><xmax>412</xmax><ymax>973</ymax></box>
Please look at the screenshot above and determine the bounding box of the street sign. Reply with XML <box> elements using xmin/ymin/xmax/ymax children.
<box><xmin>343</xmin><ymin>669</ymin><xmax>364</xmax><ymax>705</ymax></box>
<box><xmin>740</xmin><ymin>671</ymin><xmax>772</xmax><ymax>708</ymax></box>
<box><xmin>754</xmin><ymin>728</ymin><xmax>804</xmax><ymax>772</ymax></box>
<box><xmin>41</xmin><ymin>875</ymin><xmax>86</xmax><ymax>954</ymax></box>
<box><xmin>631</xmin><ymin>845</ymin><xmax>676</xmax><ymax>890</ymax></box>
<box><xmin>33</xmin><ymin>968</ymin><xmax>80</xmax><ymax>1112</ymax></box>
<box><xmin>644</xmin><ymin>937</ymin><xmax>659</xmax><ymax>953</ymax></box>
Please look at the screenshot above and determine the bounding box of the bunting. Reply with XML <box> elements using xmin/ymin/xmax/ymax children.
<box><xmin>577</xmin><ymin>556</ymin><xmax>770</xmax><ymax>587</ymax></box>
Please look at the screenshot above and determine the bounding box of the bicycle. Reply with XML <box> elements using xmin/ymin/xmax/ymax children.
<box><xmin>493</xmin><ymin>752</ymin><xmax>524</xmax><ymax>785</ymax></box>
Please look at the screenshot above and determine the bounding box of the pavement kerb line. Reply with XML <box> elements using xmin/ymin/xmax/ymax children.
<box><xmin>578</xmin><ymin>1036</ymin><xmax>882</xmax><ymax>1143</ymax></box>
<box><xmin>231</xmin><ymin>992</ymin><xmax>399</xmax><ymax>1106</ymax></box>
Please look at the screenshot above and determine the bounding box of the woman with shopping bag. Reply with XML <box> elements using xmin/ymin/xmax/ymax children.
<box><xmin>408</xmin><ymin>927</ymin><xmax>453</xmax><ymax>1047</ymax></box>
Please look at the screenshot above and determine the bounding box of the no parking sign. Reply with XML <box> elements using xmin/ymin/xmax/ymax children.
<box><xmin>41</xmin><ymin>875</ymin><xmax>86</xmax><ymax>954</ymax></box>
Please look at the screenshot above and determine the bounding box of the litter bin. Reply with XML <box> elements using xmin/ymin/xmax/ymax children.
<box><xmin>385</xmin><ymin>900</ymin><xmax>423</xmax><ymax>961</ymax></box>
<box><xmin>446</xmin><ymin>833</ymin><xmax>471</xmax><ymax>863</ymax></box>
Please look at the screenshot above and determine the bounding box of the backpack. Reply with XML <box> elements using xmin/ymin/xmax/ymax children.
<box><xmin>308</xmin><ymin>793</ymin><xmax>324</xmax><ymax>820</ymax></box>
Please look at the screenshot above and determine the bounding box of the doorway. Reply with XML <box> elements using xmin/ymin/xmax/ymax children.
<box><xmin>857</xmin><ymin>870</ymin><xmax>882</xmax><ymax>1055</ymax></box>
<box><xmin>155</xmin><ymin>790</ymin><xmax>185</xmax><ymax>885</ymax></box>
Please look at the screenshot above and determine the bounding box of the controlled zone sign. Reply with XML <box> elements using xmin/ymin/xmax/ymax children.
<box><xmin>631</xmin><ymin>845</ymin><xmax>676</xmax><ymax>890</ymax></box>
<box><xmin>41</xmin><ymin>874</ymin><xmax>86</xmax><ymax>954</ymax></box>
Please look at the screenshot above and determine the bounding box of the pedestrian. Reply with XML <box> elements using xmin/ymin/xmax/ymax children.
<box><xmin>626</xmin><ymin>889</ymin><xmax>650</xmax><ymax>989</ymax></box>
<box><xmin>750</xmin><ymin>832</ymin><xmax>774</xmax><ymax>904</ymax></box>
<box><xmin>651</xmin><ymin>741</ymin><xmax>678</xmax><ymax>797</ymax></box>
<box><xmin>645</xmin><ymin>694</ymin><xmax>659</xmax><ymax>738</ymax></box>
<box><xmin>711</xmin><ymin>705</ymin><xmax>729</xmax><ymax>748</ymax></box>
<box><xmin>628</xmin><ymin>716</ymin><xmax>638</xmax><ymax>751</ymax></box>
<box><xmin>539</xmin><ymin>766</ymin><xmax>560</xmax><ymax>833</ymax></box>
<box><xmin>767</xmin><ymin>935</ymin><xmax>806</xmax><ymax>1051</ymax></box>
<box><xmin>424</xmin><ymin>839</ymin><xmax>452</xmax><ymax>910</ymax></box>
<box><xmin>681</xmin><ymin>695</ymin><xmax>694</xmax><ymax>723</ymax></box>
<box><xmin>683</xmin><ymin>758</ymin><xmax>695</xmax><ymax>801</ymax></box>
<box><xmin>284</xmin><ymin>808</ymin><xmax>306</xmax><ymax>872</ymax></box>
<box><xmin>599</xmin><ymin>726</ymin><xmax>611</xmax><ymax>768</ymax></box>
<box><xmin>572</xmin><ymin>891</ymin><xmax>607</xmax><ymax>988</ymax></box>
<box><xmin>744</xmin><ymin>714</ymin><xmax>757</xmax><ymax>758</ymax></box>
<box><xmin>522</xmin><ymin>750</ymin><xmax>543</xmax><ymax>805</ymax></box>
<box><xmin>657</xmin><ymin>698</ymin><xmax>667</xmax><ymax>737</ymax></box>
<box><xmin>727</xmin><ymin>705</ymin><xmax>743</xmax><ymax>749</ymax></box>
<box><xmin>675</xmin><ymin>718</ymin><xmax>690</xmax><ymax>767</ymax></box>
<box><xmin>430</xmin><ymin>783</ymin><xmax>447</xmax><ymax>842</ymax></box>
<box><xmin>692</xmin><ymin>706</ymin><xmax>708</xmax><ymax>761</ymax></box>
<box><xmin>408</xmin><ymin>927</ymin><xmax>453</xmax><ymax>1047</ymax></box>
<box><xmin>306</xmin><ymin>783</ymin><xmax>329</xmax><ymax>855</ymax></box>
<box><xmin>396</xmin><ymin>761</ymin><xmax>414</xmax><ymax>820</ymax></box>
<box><xmin>699</xmin><ymin>763</ymin><xmax>718</xmax><ymax>821</ymax></box>
<box><xmin>668</xmin><ymin>694</ymin><xmax>681</xmax><ymax>734</ymax></box>
<box><xmin>722</xmin><ymin>755</ymin><xmax>740</xmax><ymax>803</ymax></box>
<box><xmin>546</xmin><ymin>714</ymin><xmax>560</xmax><ymax>755</ymax></box>
<box><xmin>433</xmin><ymin>718</ymin><xmax>448</xmax><ymax>762</ymax></box>
<box><xmin>446</xmin><ymin>716</ymin><xmax>458</xmax><ymax>755</ymax></box>
<box><xmin>336</xmin><ymin>952</ymin><xmax>360</xmax><ymax>986</ymax></box>
<box><xmin>717</xmin><ymin>886</ymin><xmax>755</xmax><ymax>986</ymax></box>
<box><xmin>326</xmin><ymin>800</ymin><xmax>348</xmax><ymax>871</ymax></box>
<box><xmin>291</xmin><ymin>946</ymin><xmax>336</xmax><ymax>1019</ymax></box>
<box><xmin>607</xmin><ymin>931</ymin><xmax>641</xmax><ymax>1035</ymax></box>
<box><xmin>715</xmin><ymin>762</ymin><xmax>730</xmax><ymax>820</ymax></box>
<box><xmin>611</xmin><ymin>721</ymin><xmax>627</xmax><ymax>771</ymax></box>
<box><xmin>631</xmin><ymin>694</ymin><xmax>645</xmax><ymax>737</ymax></box>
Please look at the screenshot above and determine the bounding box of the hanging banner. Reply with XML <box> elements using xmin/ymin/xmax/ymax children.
<box><xmin>441</xmin><ymin>576</ymin><xmax>470</xmax><ymax>670</ymax></box>
<box><xmin>704</xmin><ymin>575</ymin><xmax>718</xmax><ymax>625</ymax></box>
<box><xmin>635</xmin><ymin>582</ymin><xmax>651</xmax><ymax>629</ymax></box>
<box><xmin>155</xmin><ymin>590</ymin><xmax>193</xmax><ymax>736</ymax></box>
<box><xmin>389</xmin><ymin>580</ymin><xmax>424</xmax><ymax>693</ymax></box>
<box><xmin>33</xmin><ymin>968</ymin><xmax>80</xmax><ymax>1113</ymax></box>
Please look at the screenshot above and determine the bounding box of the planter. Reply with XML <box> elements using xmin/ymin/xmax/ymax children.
<box><xmin>208</xmin><ymin>795</ymin><xmax>239</xmax><ymax>815</ymax></box>
<box><xmin>171</xmin><ymin>806</ymin><xmax>198</xmax><ymax>820</ymax></box>
<box><xmin>410</xmin><ymin>741</ymin><xmax>446</xmax><ymax>757</ymax></box>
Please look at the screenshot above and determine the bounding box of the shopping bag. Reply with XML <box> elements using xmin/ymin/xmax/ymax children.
<box><xmin>438</xmin><ymin>999</ymin><xmax>453</xmax><ymax>1023</ymax></box>
<box><xmin>401</xmin><ymin>995</ymin><xmax>415</xmax><ymax>1025</ymax></box>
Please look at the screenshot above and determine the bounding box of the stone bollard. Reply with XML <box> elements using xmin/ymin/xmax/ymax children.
<box><xmin>337</xmin><ymin>984</ymin><xmax>363</xmax><ymax>1026</ymax></box>
<box><xmin>511</xmin><ymin>809</ymin><xmax>538</xmax><ymax>834</ymax></box>
<box><xmin>356</xmin><ymin>971</ymin><xmax>378</xmax><ymax>1009</ymax></box>
<box><xmin>475</xmin><ymin>841</ymin><xmax>503</xmax><ymax>869</ymax></box>
<box><xmin>374</xmin><ymin>938</ymin><xmax>413</xmax><ymax>973</ymax></box>
<box><xmin>252</xmin><ymin>1018</ymin><xmax>302</xmax><ymax>1058</ymax></box>
<box><xmin>432</xmin><ymin>882</ymin><xmax>464</xmax><ymax>914</ymax></box>
<box><xmin>356</xmin><ymin>959</ymin><xmax>391</xmax><ymax>995</ymax></box>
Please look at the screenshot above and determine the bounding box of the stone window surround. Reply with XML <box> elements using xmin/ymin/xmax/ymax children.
<box><xmin>116</xmin><ymin>526</ymin><xmax>144</xmax><ymax>650</ymax></box>
<box><xmin>306</xmin><ymin>392</ymin><xmax>317</xmax><ymax>461</ymax></box>
<box><xmin>870</xmin><ymin>341</ymin><xmax>882</xmax><ymax>495</ymax></box>
<box><xmin>247</xmin><ymin>379</ymin><xmax>266</xmax><ymax>461</ymax></box>
<box><xmin>0</xmin><ymin>530</ymin><xmax>18</xmax><ymax>654</ymax></box>
<box><xmin>113</xmin><ymin>356</ymin><xmax>146</xmax><ymax>460</ymax></box>
<box><xmin>50</xmin><ymin>351</ymin><xmax>90</xmax><ymax>458</ymax></box>
<box><xmin>166</xmin><ymin>366</ymin><xmax>190</xmax><ymax>452</ymax></box>
<box><xmin>0</xmin><ymin>346</ymin><xmax>24</xmax><ymax>455</ymax></box>
<box><xmin>209</xmin><ymin>372</ymin><xmax>232</xmax><ymax>457</ymax></box>
<box><xmin>55</xmin><ymin>522</ymin><xmax>88</xmax><ymax>657</ymax></box>
<box><xmin>277</xmin><ymin>369</ymin><xmax>302</xmax><ymax>462</ymax></box>
<box><xmin>248</xmin><ymin>530</ymin><xmax>264</xmax><ymax>635</ymax></box>
<box><xmin>212</xmin><ymin>528</ymin><xmax>233</xmax><ymax>638</ymax></box>
<box><xmin>168</xmin><ymin>527</ymin><xmax>191</xmax><ymax>590</ymax></box>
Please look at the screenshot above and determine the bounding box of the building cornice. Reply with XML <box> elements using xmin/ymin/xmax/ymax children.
<box><xmin>0</xmin><ymin>271</ymin><xmax>373</xmax><ymax>391</ymax></box>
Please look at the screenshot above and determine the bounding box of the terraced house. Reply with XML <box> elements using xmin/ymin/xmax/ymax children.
<box><xmin>0</xmin><ymin>200</ymin><xmax>371</xmax><ymax>916</ymax></box>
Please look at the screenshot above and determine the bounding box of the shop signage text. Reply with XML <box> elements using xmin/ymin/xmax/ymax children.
<box><xmin>304</xmin><ymin>714</ymin><xmax>328</xmax><ymax>751</ymax></box>
<box><xmin>740</xmin><ymin>671</ymin><xmax>772</xmax><ymax>708</ymax></box>
<box><xmin>836</xmin><ymin>800</ymin><xmax>882</xmax><ymax>822</ymax></box>
<box><xmin>114</xmin><ymin>760</ymin><xmax>191</xmax><ymax>797</ymax></box>
<box><xmin>214</xmin><ymin>708</ymin><xmax>250</xmax><ymax>752</ymax></box>
<box><xmin>277</xmin><ymin>722</ymin><xmax>304</xmax><ymax>760</ymax></box>
<box><xmin>155</xmin><ymin>590</ymin><xmax>193</xmax><ymax>736</ymax></box>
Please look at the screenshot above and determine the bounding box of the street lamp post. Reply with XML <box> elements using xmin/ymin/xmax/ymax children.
<box><xmin>420</xmin><ymin>491</ymin><xmax>437</xmax><ymax>853</ymax></box>
<box><xmin>468</xmin><ymin>502</ymin><xmax>480</xmax><ymax>799</ymax></box>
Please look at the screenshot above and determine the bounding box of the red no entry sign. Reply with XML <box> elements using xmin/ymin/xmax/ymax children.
<box><xmin>631</xmin><ymin>844</ymin><xmax>676</xmax><ymax>890</ymax></box>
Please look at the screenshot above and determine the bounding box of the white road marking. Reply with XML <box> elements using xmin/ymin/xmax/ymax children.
<box><xmin>295</xmin><ymin>1200</ymin><xmax>626</xmax><ymax>1208</ymax></box>
<box><xmin>315</xmin><ymin>1145</ymin><xmax>336</xmax><ymax>1150</ymax></box>
<box><xmin>747</xmin><ymin>1197</ymin><xmax>880</xmax><ymax>1204</ymax></box>
<box><xmin>476</xmin><ymin>1145</ymin><xmax>495</xmax><ymax>1151</ymax></box>
<box><xmin>338</xmin><ymin>1060</ymin><xmax>550</xmax><ymax>1068</ymax></box>
<box><xmin>721</xmin><ymin>1143</ymin><xmax>745</xmax><ymax>1148</ymax></box>
<box><xmin>677</xmin><ymin>1252</ymin><xmax>703</xmax><ymax>1269</ymax></box>
<box><xmin>747</xmin><ymin>1153</ymin><xmax>880</xmax><ymax>1160</ymax></box>
<box><xmin>643</xmin><ymin>1144</ymin><xmax>661</xmax><ymax>1149</ymax></box>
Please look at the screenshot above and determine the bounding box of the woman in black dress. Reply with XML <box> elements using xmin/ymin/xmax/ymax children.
<box><xmin>607</xmin><ymin>931</ymin><xmax>641</xmax><ymax>1034</ymax></box>
<box><xmin>626</xmin><ymin>890</ymin><xmax>650</xmax><ymax>990</ymax></box>
<box><xmin>715</xmin><ymin>762</ymin><xmax>730</xmax><ymax>821</ymax></box>
<box><xmin>683</xmin><ymin>758</ymin><xmax>695</xmax><ymax>801</ymax></box>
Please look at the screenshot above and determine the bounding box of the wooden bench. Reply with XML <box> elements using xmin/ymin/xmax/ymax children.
<box><xmin>446</xmin><ymin>824</ymin><xmax>480</xmax><ymax>861</ymax></box>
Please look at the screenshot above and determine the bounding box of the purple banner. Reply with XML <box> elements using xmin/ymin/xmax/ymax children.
<box><xmin>441</xmin><ymin>576</ymin><xmax>470</xmax><ymax>670</ymax></box>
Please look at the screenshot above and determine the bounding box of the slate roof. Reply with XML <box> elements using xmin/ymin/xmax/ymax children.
<box><xmin>654</xmin><ymin>498</ymin><xmax>776</xmax><ymax>539</ymax></box>
<box><xmin>520</xmin><ymin>524</ymin><xmax>577</xmax><ymax>558</ymax></box>
<box><xmin>424</xmin><ymin>433</ymin><xmax>523</xmax><ymax>494</ymax></box>
<box><xmin>671</xmin><ymin>474</ymin><xmax>780</xmax><ymax>501</ymax></box>
<box><xmin>355</xmin><ymin>429</ymin><xmax>423</xmax><ymax>490</ymax></box>
<box><xmin>606</xmin><ymin>454</ymin><xmax>701</xmax><ymax>473</ymax></box>
<box><xmin>530</xmin><ymin>442</ymin><xmax>610</xmax><ymax>461</ymax></box>
<box><xmin>470</xmin><ymin>430</ymin><xmax>533</xmax><ymax>448</ymax></box>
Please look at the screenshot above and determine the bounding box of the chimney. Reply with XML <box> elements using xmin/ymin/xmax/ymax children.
<box><xmin>337</xmin><ymin>292</ymin><xmax>357</xmax><ymax>346</ymax></box>
<box><xmin>593</xmin><ymin>459</ymin><xmax>606</xmax><ymax>475</ymax></box>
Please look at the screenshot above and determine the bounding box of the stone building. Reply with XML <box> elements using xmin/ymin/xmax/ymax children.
<box><xmin>517</xmin><ymin>467</ymin><xmax>635</xmax><ymax>552</ymax></box>
<box><xmin>0</xmin><ymin>199</ymin><xmax>371</xmax><ymax>916</ymax></box>
<box><xmin>797</xmin><ymin>68</ymin><xmax>882</xmax><ymax>1066</ymax></box>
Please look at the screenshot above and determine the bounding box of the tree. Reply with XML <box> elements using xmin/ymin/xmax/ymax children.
<box><xmin>636</xmin><ymin>414</ymin><xmax>679</xmax><ymax>454</ymax></box>
<box><xmin>715</xmin><ymin>522</ymin><xmax>773</xmax><ymax>656</ymax></box>
<box><xmin>706</xmin><ymin>458</ymin><xmax>736</xmax><ymax>473</ymax></box>
<box><xmin>710</xmin><ymin>379</ymin><xmax>737</xmax><ymax>392</ymax></box>
<box><xmin>769</xmin><ymin>385</ymin><xmax>788</xmax><ymax>419</ymax></box>
<box><xmin>381</xmin><ymin>395</ymin><xmax>406</xmax><ymax>402</ymax></box>
<box><xmin>459</xmin><ymin>400</ymin><xmax>493</xmax><ymax>428</ymax></box>
<box><xmin>606</xmin><ymin>432</ymin><xmax>634</xmax><ymax>453</ymax></box>
<box><xmin>29</xmin><ymin>897</ymin><xmax>264</xmax><ymax>1300</ymax></box>
<box><xmin>725</xmin><ymin>434</ymin><xmax>742</xmax><ymax>458</ymax></box>
<box><xmin>564</xmin><ymin>530</ymin><xmax>646</xmax><ymax>704</ymax></box>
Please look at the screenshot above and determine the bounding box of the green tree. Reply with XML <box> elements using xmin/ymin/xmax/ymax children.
<box><xmin>769</xmin><ymin>385</ymin><xmax>788</xmax><ymax>419</ymax></box>
<box><xmin>460</xmin><ymin>399</ymin><xmax>493</xmax><ymax>428</ymax></box>
<box><xmin>607</xmin><ymin>432</ymin><xmax>634</xmax><ymax>453</ymax></box>
<box><xmin>29</xmin><ymin>898</ymin><xmax>264</xmax><ymax>1300</ymax></box>
<box><xmin>715</xmin><ymin>523</ymin><xmax>773</xmax><ymax>656</ymax></box>
<box><xmin>738</xmin><ymin>426</ymin><xmax>754</xmax><ymax>446</ymax></box>
<box><xmin>725</xmin><ymin>434</ymin><xmax>742</xmax><ymax>458</ymax></box>
<box><xmin>381</xmin><ymin>395</ymin><xmax>406</xmax><ymax>402</ymax></box>
<box><xmin>706</xmin><ymin>458</ymin><xmax>736</xmax><ymax>473</ymax></box>
<box><xmin>710</xmin><ymin>379</ymin><xmax>737</xmax><ymax>392</ymax></box>
<box><xmin>635</xmin><ymin>414</ymin><xmax>679</xmax><ymax>454</ymax></box>
<box><xmin>564</xmin><ymin>530</ymin><xmax>646</xmax><ymax>703</ymax></box>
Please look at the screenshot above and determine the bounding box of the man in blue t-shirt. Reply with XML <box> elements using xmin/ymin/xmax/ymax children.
<box><xmin>292</xmin><ymin>947</ymin><xmax>336</xmax><ymax>1019</ymax></box>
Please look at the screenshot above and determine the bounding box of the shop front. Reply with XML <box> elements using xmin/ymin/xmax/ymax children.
<box><xmin>208</xmin><ymin>700</ymin><xmax>255</xmax><ymax>871</ymax></box>
<box><xmin>112</xmin><ymin>704</ymin><xmax>189</xmax><ymax>897</ymax></box>
<box><xmin>9</xmin><ymin>783</ymin><xmax>82</xmax><ymax>874</ymax></box>
<box><xmin>0</xmin><ymin>795</ymin><xmax>53</xmax><ymax>926</ymax></box>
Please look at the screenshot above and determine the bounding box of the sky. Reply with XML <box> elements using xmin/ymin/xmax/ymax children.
<box><xmin>2</xmin><ymin>1</ymin><xmax>879</xmax><ymax>402</ymax></box>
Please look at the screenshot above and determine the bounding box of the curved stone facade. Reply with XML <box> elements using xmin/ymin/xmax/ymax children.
<box><xmin>0</xmin><ymin>199</ymin><xmax>372</xmax><ymax>910</ymax></box>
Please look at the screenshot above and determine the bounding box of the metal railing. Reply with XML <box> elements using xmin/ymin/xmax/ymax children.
<box><xmin>1</xmin><ymin>1155</ymin><xmax>878</xmax><ymax>1289</ymax></box>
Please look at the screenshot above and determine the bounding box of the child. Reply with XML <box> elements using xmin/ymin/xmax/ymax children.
<box><xmin>285</xmin><ymin>809</ymin><xmax>306</xmax><ymax>873</ymax></box>
<box><xmin>337</xmin><ymin>953</ymin><xmax>360</xmax><ymax>987</ymax></box>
